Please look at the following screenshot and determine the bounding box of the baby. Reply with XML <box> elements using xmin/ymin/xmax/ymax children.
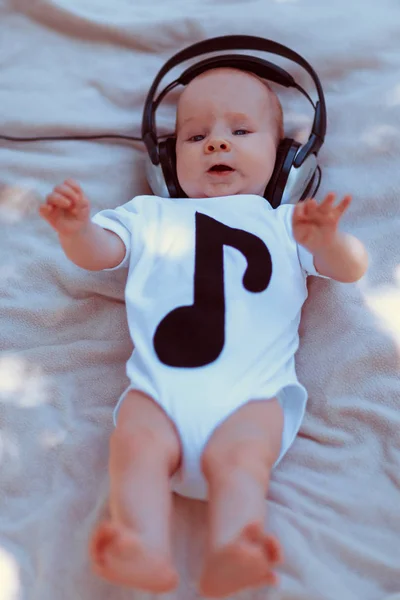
<box><xmin>40</xmin><ymin>68</ymin><xmax>368</xmax><ymax>597</ymax></box>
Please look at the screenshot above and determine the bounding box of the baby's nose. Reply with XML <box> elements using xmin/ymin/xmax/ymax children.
<box><xmin>205</xmin><ymin>138</ymin><xmax>231</xmax><ymax>154</ymax></box>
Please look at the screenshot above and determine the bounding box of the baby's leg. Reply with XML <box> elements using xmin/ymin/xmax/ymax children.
<box><xmin>90</xmin><ymin>390</ymin><xmax>181</xmax><ymax>592</ymax></box>
<box><xmin>199</xmin><ymin>398</ymin><xmax>284</xmax><ymax>598</ymax></box>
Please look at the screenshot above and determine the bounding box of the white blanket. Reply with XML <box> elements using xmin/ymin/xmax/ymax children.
<box><xmin>1</xmin><ymin>1</ymin><xmax>400</xmax><ymax>599</ymax></box>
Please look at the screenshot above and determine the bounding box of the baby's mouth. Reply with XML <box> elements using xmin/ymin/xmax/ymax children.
<box><xmin>208</xmin><ymin>164</ymin><xmax>235</xmax><ymax>174</ymax></box>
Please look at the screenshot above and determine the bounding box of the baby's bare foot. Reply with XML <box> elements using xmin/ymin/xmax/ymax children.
<box><xmin>90</xmin><ymin>521</ymin><xmax>178</xmax><ymax>592</ymax></box>
<box><xmin>199</xmin><ymin>522</ymin><xmax>283</xmax><ymax>598</ymax></box>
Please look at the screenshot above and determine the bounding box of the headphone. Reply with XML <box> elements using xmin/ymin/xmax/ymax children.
<box><xmin>142</xmin><ymin>35</ymin><xmax>327</xmax><ymax>208</ymax></box>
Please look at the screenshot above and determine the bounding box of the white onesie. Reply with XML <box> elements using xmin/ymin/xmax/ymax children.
<box><xmin>92</xmin><ymin>193</ymin><xmax>327</xmax><ymax>501</ymax></box>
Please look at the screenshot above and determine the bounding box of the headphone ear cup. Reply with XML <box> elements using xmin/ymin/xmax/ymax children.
<box><xmin>158</xmin><ymin>137</ymin><xmax>187</xmax><ymax>198</ymax></box>
<box><xmin>299</xmin><ymin>171</ymin><xmax>317</xmax><ymax>201</ymax></box>
<box><xmin>265</xmin><ymin>138</ymin><xmax>299</xmax><ymax>208</ymax></box>
<box><xmin>145</xmin><ymin>152</ymin><xmax>170</xmax><ymax>198</ymax></box>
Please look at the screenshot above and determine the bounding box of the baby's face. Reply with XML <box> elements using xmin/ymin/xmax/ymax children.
<box><xmin>175</xmin><ymin>69</ymin><xmax>279</xmax><ymax>199</ymax></box>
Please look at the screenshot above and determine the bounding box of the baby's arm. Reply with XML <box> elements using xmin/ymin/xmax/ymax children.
<box><xmin>39</xmin><ymin>180</ymin><xmax>126</xmax><ymax>271</ymax></box>
<box><xmin>311</xmin><ymin>231</ymin><xmax>367</xmax><ymax>282</ymax></box>
<box><xmin>59</xmin><ymin>222</ymin><xmax>125</xmax><ymax>271</ymax></box>
<box><xmin>293</xmin><ymin>193</ymin><xmax>368</xmax><ymax>283</ymax></box>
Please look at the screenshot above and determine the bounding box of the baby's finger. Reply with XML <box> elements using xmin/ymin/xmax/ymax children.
<box><xmin>70</xmin><ymin>190</ymin><xmax>90</xmax><ymax>214</ymax></box>
<box><xmin>39</xmin><ymin>204</ymin><xmax>53</xmax><ymax>217</ymax></box>
<box><xmin>39</xmin><ymin>205</ymin><xmax>60</xmax><ymax>228</ymax></box>
<box><xmin>334</xmin><ymin>194</ymin><xmax>352</xmax><ymax>216</ymax></box>
<box><xmin>303</xmin><ymin>197</ymin><xmax>318</xmax><ymax>216</ymax></box>
<box><xmin>63</xmin><ymin>179</ymin><xmax>83</xmax><ymax>194</ymax></box>
<box><xmin>293</xmin><ymin>202</ymin><xmax>306</xmax><ymax>221</ymax></box>
<box><xmin>46</xmin><ymin>192</ymin><xmax>71</xmax><ymax>209</ymax></box>
<box><xmin>318</xmin><ymin>192</ymin><xmax>336</xmax><ymax>213</ymax></box>
<box><xmin>63</xmin><ymin>180</ymin><xmax>88</xmax><ymax>211</ymax></box>
<box><xmin>53</xmin><ymin>184</ymin><xmax>79</xmax><ymax>205</ymax></box>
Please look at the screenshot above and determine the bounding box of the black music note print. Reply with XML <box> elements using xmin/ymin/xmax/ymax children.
<box><xmin>153</xmin><ymin>212</ymin><xmax>272</xmax><ymax>368</ymax></box>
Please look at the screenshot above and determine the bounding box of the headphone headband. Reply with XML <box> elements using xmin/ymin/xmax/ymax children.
<box><xmin>177</xmin><ymin>55</ymin><xmax>297</xmax><ymax>88</ymax></box>
<box><xmin>142</xmin><ymin>34</ymin><xmax>326</xmax><ymax>167</ymax></box>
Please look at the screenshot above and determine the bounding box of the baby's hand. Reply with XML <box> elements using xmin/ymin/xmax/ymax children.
<box><xmin>39</xmin><ymin>179</ymin><xmax>91</xmax><ymax>237</ymax></box>
<box><xmin>292</xmin><ymin>192</ymin><xmax>352</xmax><ymax>253</ymax></box>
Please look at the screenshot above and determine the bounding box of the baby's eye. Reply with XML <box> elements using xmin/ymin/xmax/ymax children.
<box><xmin>188</xmin><ymin>134</ymin><xmax>205</xmax><ymax>142</ymax></box>
<box><xmin>233</xmin><ymin>129</ymin><xmax>249</xmax><ymax>136</ymax></box>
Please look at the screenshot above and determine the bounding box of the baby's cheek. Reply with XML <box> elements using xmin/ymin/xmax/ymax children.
<box><xmin>248</xmin><ymin>155</ymin><xmax>269</xmax><ymax>181</ymax></box>
<box><xmin>253</xmin><ymin>149</ymin><xmax>276</xmax><ymax>183</ymax></box>
<box><xmin>177</xmin><ymin>153</ymin><xmax>198</xmax><ymax>185</ymax></box>
<box><xmin>175</xmin><ymin>152</ymin><xmax>186</xmax><ymax>181</ymax></box>
<box><xmin>175</xmin><ymin>158</ymin><xmax>195</xmax><ymax>196</ymax></box>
